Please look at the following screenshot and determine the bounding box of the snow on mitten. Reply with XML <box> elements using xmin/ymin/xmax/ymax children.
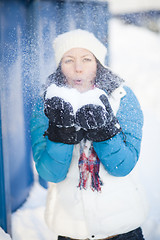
<box><xmin>76</xmin><ymin>104</ymin><xmax>107</xmax><ymax>130</ymax></box>
<box><xmin>86</xmin><ymin>94</ymin><xmax>121</xmax><ymax>142</ymax></box>
<box><xmin>44</xmin><ymin>84</ymin><xmax>76</xmax><ymax>127</ymax></box>
<box><xmin>76</xmin><ymin>88</ymin><xmax>110</xmax><ymax>130</ymax></box>
<box><xmin>76</xmin><ymin>89</ymin><xmax>121</xmax><ymax>142</ymax></box>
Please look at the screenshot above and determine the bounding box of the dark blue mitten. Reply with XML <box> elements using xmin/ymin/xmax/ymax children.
<box><xmin>44</xmin><ymin>91</ymin><xmax>85</xmax><ymax>144</ymax></box>
<box><xmin>44</xmin><ymin>97</ymin><xmax>75</xmax><ymax>127</ymax></box>
<box><xmin>44</xmin><ymin>122</ymin><xmax>85</xmax><ymax>144</ymax></box>
<box><xmin>76</xmin><ymin>94</ymin><xmax>121</xmax><ymax>142</ymax></box>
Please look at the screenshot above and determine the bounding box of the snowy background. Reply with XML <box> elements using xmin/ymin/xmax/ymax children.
<box><xmin>109</xmin><ymin>19</ymin><xmax>160</xmax><ymax>239</ymax></box>
<box><xmin>1</xmin><ymin>18</ymin><xmax>160</xmax><ymax>240</ymax></box>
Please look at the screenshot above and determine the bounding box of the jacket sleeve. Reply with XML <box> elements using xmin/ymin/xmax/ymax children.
<box><xmin>30</xmin><ymin>96</ymin><xmax>74</xmax><ymax>183</ymax></box>
<box><xmin>93</xmin><ymin>86</ymin><xmax>144</xmax><ymax>177</ymax></box>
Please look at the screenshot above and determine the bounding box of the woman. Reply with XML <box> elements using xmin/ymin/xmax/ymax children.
<box><xmin>30</xmin><ymin>29</ymin><xmax>148</xmax><ymax>240</ymax></box>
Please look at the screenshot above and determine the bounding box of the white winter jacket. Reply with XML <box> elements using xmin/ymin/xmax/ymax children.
<box><xmin>43</xmin><ymin>86</ymin><xmax>148</xmax><ymax>239</ymax></box>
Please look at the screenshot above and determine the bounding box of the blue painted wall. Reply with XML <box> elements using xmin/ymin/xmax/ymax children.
<box><xmin>0</xmin><ymin>0</ymin><xmax>109</xmax><ymax>234</ymax></box>
<box><xmin>0</xmin><ymin>0</ymin><xmax>35</xmax><ymax>223</ymax></box>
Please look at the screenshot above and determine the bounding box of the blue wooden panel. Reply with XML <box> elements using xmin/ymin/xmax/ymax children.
<box><xmin>0</xmin><ymin>0</ymin><xmax>34</xmax><ymax>215</ymax></box>
<box><xmin>0</xmin><ymin>106</ymin><xmax>12</xmax><ymax>235</ymax></box>
<box><xmin>0</xmin><ymin>0</ymin><xmax>110</xmax><ymax>234</ymax></box>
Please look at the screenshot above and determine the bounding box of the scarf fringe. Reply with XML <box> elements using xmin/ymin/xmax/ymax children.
<box><xmin>78</xmin><ymin>141</ymin><xmax>103</xmax><ymax>192</ymax></box>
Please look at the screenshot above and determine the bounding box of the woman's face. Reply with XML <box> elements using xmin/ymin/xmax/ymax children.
<box><xmin>61</xmin><ymin>48</ymin><xmax>97</xmax><ymax>93</ymax></box>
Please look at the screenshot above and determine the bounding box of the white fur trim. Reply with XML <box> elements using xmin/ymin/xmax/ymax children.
<box><xmin>108</xmin><ymin>86</ymin><xmax>126</xmax><ymax>115</ymax></box>
<box><xmin>53</xmin><ymin>29</ymin><xmax>107</xmax><ymax>67</ymax></box>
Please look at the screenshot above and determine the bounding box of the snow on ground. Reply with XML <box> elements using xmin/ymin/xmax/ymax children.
<box><xmin>10</xmin><ymin>19</ymin><xmax>160</xmax><ymax>240</ymax></box>
<box><xmin>11</xmin><ymin>182</ymin><xmax>54</xmax><ymax>240</ymax></box>
<box><xmin>0</xmin><ymin>228</ymin><xmax>12</xmax><ymax>240</ymax></box>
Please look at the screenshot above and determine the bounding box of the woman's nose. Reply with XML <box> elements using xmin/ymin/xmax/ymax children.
<box><xmin>74</xmin><ymin>60</ymin><xmax>83</xmax><ymax>73</ymax></box>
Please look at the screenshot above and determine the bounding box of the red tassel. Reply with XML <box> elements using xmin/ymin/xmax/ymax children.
<box><xmin>78</xmin><ymin>144</ymin><xmax>103</xmax><ymax>192</ymax></box>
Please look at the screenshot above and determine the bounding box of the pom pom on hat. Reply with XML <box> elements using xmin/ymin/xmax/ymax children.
<box><xmin>53</xmin><ymin>29</ymin><xmax>107</xmax><ymax>67</ymax></box>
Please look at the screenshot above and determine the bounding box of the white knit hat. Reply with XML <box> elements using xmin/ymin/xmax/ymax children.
<box><xmin>53</xmin><ymin>29</ymin><xmax>107</xmax><ymax>67</ymax></box>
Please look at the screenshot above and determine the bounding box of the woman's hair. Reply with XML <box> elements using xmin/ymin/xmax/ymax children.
<box><xmin>44</xmin><ymin>59</ymin><xmax>124</xmax><ymax>95</ymax></box>
<box><xmin>95</xmin><ymin>59</ymin><xmax>124</xmax><ymax>95</ymax></box>
<box><xmin>43</xmin><ymin>64</ymin><xmax>67</xmax><ymax>91</ymax></box>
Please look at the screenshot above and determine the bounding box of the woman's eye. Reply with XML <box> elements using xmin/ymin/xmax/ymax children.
<box><xmin>83</xmin><ymin>58</ymin><xmax>92</xmax><ymax>62</ymax></box>
<box><xmin>64</xmin><ymin>59</ymin><xmax>73</xmax><ymax>63</ymax></box>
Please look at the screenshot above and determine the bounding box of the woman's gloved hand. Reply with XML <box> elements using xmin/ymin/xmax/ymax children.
<box><xmin>44</xmin><ymin>97</ymin><xmax>75</xmax><ymax>127</ymax></box>
<box><xmin>76</xmin><ymin>94</ymin><xmax>121</xmax><ymax>142</ymax></box>
<box><xmin>44</xmin><ymin>85</ymin><xmax>85</xmax><ymax>144</ymax></box>
<box><xmin>44</xmin><ymin>122</ymin><xmax>85</xmax><ymax>144</ymax></box>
